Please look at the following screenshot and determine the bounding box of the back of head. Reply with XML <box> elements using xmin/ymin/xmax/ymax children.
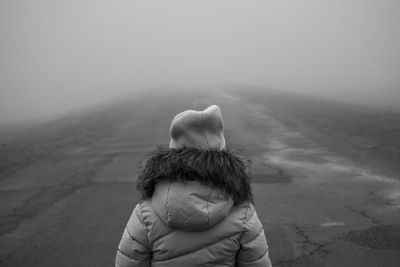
<box><xmin>169</xmin><ymin>105</ymin><xmax>226</xmax><ymax>151</ymax></box>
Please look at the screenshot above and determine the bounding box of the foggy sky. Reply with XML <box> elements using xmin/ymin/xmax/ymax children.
<box><xmin>1</xmin><ymin>0</ymin><xmax>400</xmax><ymax>123</ymax></box>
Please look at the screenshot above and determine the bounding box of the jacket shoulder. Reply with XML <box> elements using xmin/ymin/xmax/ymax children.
<box><xmin>133</xmin><ymin>200</ymin><xmax>175</xmax><ymax>245</ymax></box>
<box><xmin>116</xmin><ymin>202</ymin><xmax>152</xmax><ymax>266</ymax></box>
<box><xmin>131</xmin><ymin>200</ymin><xmax>154</xmax><ymax>228</ymax></box>
<box><xmin>236</xmin><ymin>204</ymin><xmax>272</xmax><ymax>266</ymax></box>
<box><xmin>238</xmin><ymin>204</ymin><xmax>263</xmax><ymax>242</ymax></box>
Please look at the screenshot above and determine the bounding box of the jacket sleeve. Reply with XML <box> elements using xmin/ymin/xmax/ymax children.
<box><xmin>116</xmin><ymin>202</ymin><xmax>152</xmax><ymax>267</ymax></box>
<box><xmin>236</xmin><ymin>205</ymin><xmax>272</xmax><ymax>267</ymax></box>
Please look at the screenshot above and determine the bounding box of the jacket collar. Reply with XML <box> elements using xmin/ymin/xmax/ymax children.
<box><xmin>136</xmin><ymin>147</ymin><xmax>253</xmax><ymax>205</ymax></box>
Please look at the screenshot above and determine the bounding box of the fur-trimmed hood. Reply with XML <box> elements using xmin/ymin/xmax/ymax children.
<box><xmin>136</xmin><ymin>147</ymin><xmax>253</xmax><ymax>205</ymax></box>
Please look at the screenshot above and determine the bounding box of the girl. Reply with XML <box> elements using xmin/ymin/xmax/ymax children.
<box><xmin>116</xmin><ymin>105</ymin><xmax>272</xmax><ymax>267</ymax></box>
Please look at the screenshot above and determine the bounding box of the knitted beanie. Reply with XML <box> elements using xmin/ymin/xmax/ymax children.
<box><xmin>169</xmin><ymin>105</ymin><xmax>226</xmax><ymax>150</ymax></box>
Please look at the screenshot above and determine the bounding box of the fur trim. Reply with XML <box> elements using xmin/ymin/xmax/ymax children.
<box><xmin>136</xmin><ymin>147</ymin><xmax>253</xmax><ymax>205</ymax></box>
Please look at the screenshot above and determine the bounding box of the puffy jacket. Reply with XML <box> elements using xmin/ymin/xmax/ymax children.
<box><xmin>116</xmin><ymin>148</ymin><xmax>272</xmax><ymax>267</ymax></box>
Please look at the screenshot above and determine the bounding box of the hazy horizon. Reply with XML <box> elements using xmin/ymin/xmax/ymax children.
<box><xmin>1</xmin><ymin>0</ymin><xmax>400</xmax><ymax>123</ymax></box>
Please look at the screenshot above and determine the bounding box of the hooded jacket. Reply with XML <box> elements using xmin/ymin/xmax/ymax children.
<box><xmin>116</xmin><ymin>148</ymin><xmax>272</xmax><ymax>267</ymax></box>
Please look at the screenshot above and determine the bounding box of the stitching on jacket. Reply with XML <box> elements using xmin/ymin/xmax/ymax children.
<box><xmin>238</xmin><ymin>246</ymin><xmax>269</xmax><ymax>264</ymax></box>
<box><xmin>117</xmin><ymin>248</ymin><xmax>151</xmax><ymax>261</ymax></box>
<box><xmin>203</xmin><ymin>244</ymin><xmax>234</xmax><ymax>266</ymax></box>
<box><xmin>166</xmin><ymin>182</ymin><xmax>172</xmax><ymax>224</ymax></box>
<box><xmin>241</xmin><ymin>226</ymin><xmax>264</xmax><ymax>246</ymax></box>
<box><xmin>206</xmin><ymin>188</ymin><xmax>213</xmax><ymax>226</ymax></box>
<box><xmin>134</xmin><ymin>203</ymin><xmax>146</xmax><ymax>229</ymax></box>
<box><xmin>117</xmin><ymin>249</ymin><xmax>135</xmax><ymax>260</ymax></box>
<box><xmin>238</xmin><ymin>204</ymin><xmax>253</xmax><ymax>241</ymax></box>
<box><xmin>246</xmin><ymin>204</ymin><xmax>255</xmax><ymax>222</ymax></box>
<box><xmin>253</xmin><ymin>246</ymin><xmax>270</xmax><ymax>262</ymax></box>
<box><xmin>133</xmin><ymin>201</ymin><xmax>152</xmax><ymax>248</ymax></box>
<box><xmin>153</xmin><ymin>232</ymin><xmax>240</xmax><ymax>262</ymax></box>
<box><xmin>125</xmin><ymin>227</ymin><xmax>150</xmax><ymax>250</ymax></box>
<box><xmin>149</xmin><ymin>227</ymin><xmax>176</xmax><ymax>245</ymax></box>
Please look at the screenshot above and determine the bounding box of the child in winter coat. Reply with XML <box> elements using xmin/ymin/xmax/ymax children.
<box><xmin>116</xmin><ymin>105</ymin><xmax>272</xmax><ymax>267</ymax></box>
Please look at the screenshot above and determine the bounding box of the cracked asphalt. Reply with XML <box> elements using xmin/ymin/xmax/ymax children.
<box><xmin>1</xmin><ymin>89</ymin><xmax>400</xmax><ymax>266</ymax></box>
<box><xmin>235</xmin><ymin>95</ymin><xmax>400</xmax><ymax>266</ymax></box>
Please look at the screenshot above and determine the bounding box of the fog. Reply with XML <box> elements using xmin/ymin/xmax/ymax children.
<box><xmin>1</xmin><ymin>0</ymin><xmax>400</xmax><ymax>123</ymax></box>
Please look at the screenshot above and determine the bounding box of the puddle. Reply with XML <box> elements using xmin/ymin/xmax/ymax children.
<box><xmin>249</xmin><ymin>100</ymin><xmax>400</xmax><ymax>213</ymax></box>
<box><xmin>385</xmin><ymin>191</ymin><xmax>400</xmax><ymax>206</ymax></box>
<box><xmin>375</xmin><ymin>189</ymin><xmax>400</xmax><ymax>207</ymax></box>
<box><xmin>320</xmin><ymin>222</ymin><xmax>345</xmax><ymax>227</ymax></box>
<box><xmin>323</xmin><ymin>161</ymin><xmax>354</xmax><ymax>173</ymax></box>
<box><xmin>355</xmin><ymin>169</ymin><xmax>397</xmax><ymax>183</ymax></box>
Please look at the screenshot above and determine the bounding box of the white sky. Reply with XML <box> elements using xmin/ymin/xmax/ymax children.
<box><xmin>1</xmin><ymin>0</ymin><xmax>400</xmax><ymax>122</ymax></box>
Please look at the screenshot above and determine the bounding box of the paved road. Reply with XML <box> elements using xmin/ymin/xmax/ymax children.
<box><xmin>0</xmin><ymin>90</ymin><xmax>399</xmax><ymax>266</ymax></box>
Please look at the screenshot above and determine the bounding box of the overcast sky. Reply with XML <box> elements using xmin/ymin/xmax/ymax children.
<box><xmin>1</xmin><ymin>0</ymin><xmax>399</xmax><ymax>122</ymax></box>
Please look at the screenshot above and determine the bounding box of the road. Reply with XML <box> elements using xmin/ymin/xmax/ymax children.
<box><xmin>0</xmin><ymin>90</ymin><xmax>399</xmax><ymax>266</ymax></box>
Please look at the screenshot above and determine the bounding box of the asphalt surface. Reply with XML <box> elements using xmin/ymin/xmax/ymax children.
<box><xmin>0</xmin><ymin>90</ymin><xmax>399</xmax><ymax>266</ymax></box>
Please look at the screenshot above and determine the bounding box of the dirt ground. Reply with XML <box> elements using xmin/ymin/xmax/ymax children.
<box><xmin>0</xmin><ymin>89</ymin><xmax>399</xmax><ymax>266</ymax></box>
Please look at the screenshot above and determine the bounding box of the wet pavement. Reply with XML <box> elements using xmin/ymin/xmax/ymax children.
<box><xmin>0</xmin><ymin>90</ymin><xmax>399</xmax><ymax>266</ymax></box>
<box><xmin>230</xmin><ymin>97</ymin><xmax>400</xmax><ymax>267</ymax></box>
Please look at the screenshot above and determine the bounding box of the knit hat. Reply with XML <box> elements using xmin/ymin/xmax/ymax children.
<box><xmin>169</xmin><ymin>105</ymin><xmax>226</xmax><ymax>150</ymax></box>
